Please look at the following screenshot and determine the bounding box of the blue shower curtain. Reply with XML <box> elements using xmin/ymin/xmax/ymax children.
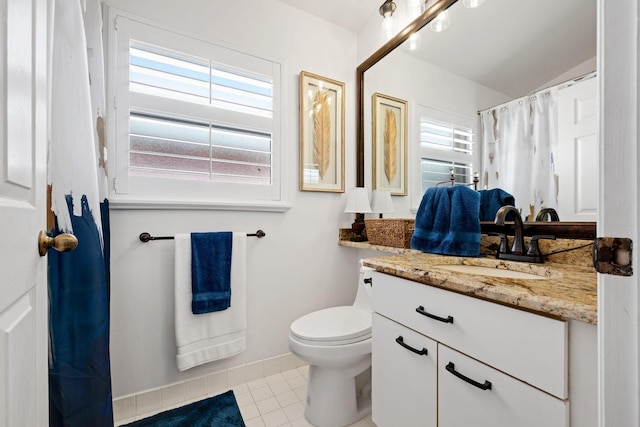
<box><xmin>48</xmin><ymin>0</ymin><xmax>113</xmax><ymax>425</ymax></box>
<box><xmin>48</xmin><ymin>197</ymin><xmax>113</xmax><ymax>426</ymax></box>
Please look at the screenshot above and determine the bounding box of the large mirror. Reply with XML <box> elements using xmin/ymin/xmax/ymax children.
<box><xmin>356</xmin><ymin>0</ymin><xmax>597</xmax><ymax>236</ymax></box>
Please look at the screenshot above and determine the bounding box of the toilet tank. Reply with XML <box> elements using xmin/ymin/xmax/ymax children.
<box><xmin>352</xmin><ymin>260</ymin><xmax>375</xmax><ymax>311</ymax></box>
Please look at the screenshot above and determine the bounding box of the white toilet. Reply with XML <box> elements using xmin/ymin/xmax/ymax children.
<box><xmin>288</xmin><ymin>261</ymin><xmax>374</xmax><ymax>427</ymax></box>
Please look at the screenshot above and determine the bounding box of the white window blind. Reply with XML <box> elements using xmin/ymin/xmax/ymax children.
<box><xmin>129</xmin><ymin>43</ymin><xmax>274</xmax><ymax>118</ymax></box>
<box><xmin>420</xmin><ymin>158</ymin><xmax>473</xmax><ymax>190</ymax></box>
<box><xmin>420</xmin><ymin>118</ymin><xmax>473</xmax><ymax>154</ymax></box>
<box><xmin>108</xmin><ymin>13</ymin><xmax>285</xmax><ymax>209</ymax></box>
<box><xmin>418</xmin><ymin>116</ymin><xmax>475</xmax><ymax>194</ymax></box>
<box><xmin>129</xmin><ymin>112</ymin><xmax>272</xmax><ymax>185</ymax></box>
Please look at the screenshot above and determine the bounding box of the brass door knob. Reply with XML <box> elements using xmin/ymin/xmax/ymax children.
<box><xmin>38</xmin><ymin>231</ymin><xmax>78</xmax><ymax>256</ymax></box>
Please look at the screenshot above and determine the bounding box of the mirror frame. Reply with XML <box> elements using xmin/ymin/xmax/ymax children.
<box><xmin>355</xmin><ymin>0</ymin><xmax>597</xmax><ymax>239</ymax></box>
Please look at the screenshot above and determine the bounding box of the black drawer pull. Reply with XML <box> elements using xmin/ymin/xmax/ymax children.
<box><xmin>446</xmin><ymin>362</ymin><xmax>492</xmax><ymax>390</ymax></box>
<box><xmin>416</xmin><ymin>306</ymin><xmax>454</xmax><ymax>324</ymax></box>
<box><xmin>395</xmin><ymin>336</ymin><xmax>428</xmax><ymax>356</ymax></box>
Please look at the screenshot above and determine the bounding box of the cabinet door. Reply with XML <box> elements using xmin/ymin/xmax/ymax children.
<box><xmin>372</xmin><ymin>313</ymin><xmax>437</xmax><ymax>427</ymax></box>
<box><xmin>439</xmin><ymin>345</ymin><xmax>569</xmax><ymax>427</ymax></box>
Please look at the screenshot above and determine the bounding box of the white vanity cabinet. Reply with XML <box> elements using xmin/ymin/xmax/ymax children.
<box><xmin>372</xmin><ymin>313</ymin><xmax>437</xmax><ymax>426</ymax></box>
<box><xmin>371</xmin><ymin>270</ymin><xmax>596</xmax><ymax>427</ymax></box>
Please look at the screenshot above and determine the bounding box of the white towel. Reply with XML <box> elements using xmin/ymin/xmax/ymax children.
<box><xmin>174</xmin><ymin>233</ymin><xmax>247</xmax><ymax>371</ymax></box>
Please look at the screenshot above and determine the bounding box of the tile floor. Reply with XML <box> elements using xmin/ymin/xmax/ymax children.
<box><xmin>117</xmin><ymin>365</ymin><xmax>376</xmax><ymax>427</ymax></box>
<box><xmin>236</xmin><ymin>365</ymin><xmax>376</xmax><ymax>427</ymax></box>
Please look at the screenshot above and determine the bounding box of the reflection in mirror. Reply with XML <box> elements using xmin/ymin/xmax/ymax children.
<box><xmin>358</xmin><ymin>0</ymin><xmax>597</xmax><ymax>225</ymax></box>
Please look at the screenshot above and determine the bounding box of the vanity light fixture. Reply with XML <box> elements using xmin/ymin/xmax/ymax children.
<box><xmin>371</xmin><ymin>189</ymin><xmax>395</xmax><ymax>218</ymax></box>
<box><xmin>424</xmin><ymin>0</ymin><xmax>451</xmax><ymax>32</ymax></box>
<box><xmin>379</xmin><ymin>0</ymin><xmax>397</xmax><ymax>40</ymax></box>
<box><xmin>405</xmin><ymin>0</ymin><xmax>425</xmax><ymax>18</ymax></box>
<box><xmin>344</xmin><ymin>187</ymin><xmax>373</xmax><ymax>242</ymax></box>
<box><xmin>404</xmin><ymin>0</ymin><xmax>425</xmax><ymax>51</ymax></box>
<box><xmin>379</xmin><ymin>0</ymin><xmax>397</xmax><ymax>19</ymax></box>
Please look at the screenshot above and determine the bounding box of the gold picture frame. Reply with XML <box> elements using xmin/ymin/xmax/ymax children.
<box><xmin>299</xmin><ymin>71</ymin><xmax>345</xmax><ymax>192</ymax></box>
<box><xmin>373</xmin><ymin>92</ymin><xmax>408</xmax><ymax>195</ymax></box>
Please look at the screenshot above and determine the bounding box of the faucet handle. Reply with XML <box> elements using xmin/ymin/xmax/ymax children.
<box><xmin>527</xmin><ymin>234</ymin><xmax>556</xmax><ymax>257</ymax></box>
<box><xmin>488</xmin><ymin>232</ymin><xmax>510</xmax><ymax>254</ymax></box>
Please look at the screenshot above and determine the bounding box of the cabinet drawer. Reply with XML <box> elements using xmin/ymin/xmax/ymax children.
<box><xmin>439</xmin><ymin>345</ymin><xmax>569</xmax><ymax>427</ymax></box>
<box><xmin>372</xmin><ymin>271</ymin><xmax>568</xmax><ymax>398</ymax></box>
<box><xmin>372</xmin><ymin>313</ymin><xmax>437</xmax><ymax>427</ymax></box>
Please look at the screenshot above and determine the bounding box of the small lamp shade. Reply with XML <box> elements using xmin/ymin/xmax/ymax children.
<box><xmin>344</xmin><ymin>188</ymin><xmax>372</xmax><ymax>213</ymax></box>
<box><xmin>371</xmin><ymin>190</ymin><xmax>394</xmax><ymax>216</ymax></box>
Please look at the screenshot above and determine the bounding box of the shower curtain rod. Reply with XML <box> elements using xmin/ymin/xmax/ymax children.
<box><xmin>139</xmin><ymin>230</ymin><xmax>266</xmax><ymax>242</ymax></box>
<box><xmin>478</xmin><ymin>71</ymin><xmax>597</xmax><ymax>115</ymax></box>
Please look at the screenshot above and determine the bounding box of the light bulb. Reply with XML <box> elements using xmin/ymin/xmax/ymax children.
<box><xmin>429</xmin><ymin>10</ymin><xmax>450</xmax><ymax>32</ymax></box>
<box><xmin>382</xmin><ymin>16</ymin><xmax>395</xmax><ymax>40</ymax></box>
<box><xmin>407</xmin><ymin>32</ymin><xmax>421</xmax><ymax>50</ymax></box>
<box><xmin>406</xmin><ymin>0</ymin><xmax>424</xmax><ymax>18</ymax></box>
<box><xmin>463</xmin><ymin>0</ymin><xmax>485</xmax><ymax>8</ymax></box>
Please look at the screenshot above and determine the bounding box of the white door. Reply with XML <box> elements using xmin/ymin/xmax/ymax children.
<box><xmin>598</xmin><ymin>0</ymin><xmax>640</xmax><ymax>425</ymax></box>
<box><xmin>0</xmin><ymin>0</ymin><xmax>49</xmax><ymax>425</ymax></box>
<box><xmin>557</xmin><ymin>77</ymin><xmax>598</xmax><ymax>222</ymax></box>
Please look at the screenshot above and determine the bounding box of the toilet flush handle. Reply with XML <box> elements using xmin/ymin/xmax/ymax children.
<box><xmin>364</xmin><ymin>278</ymin><xmax>372</xmax><ymax>286</ymax></box>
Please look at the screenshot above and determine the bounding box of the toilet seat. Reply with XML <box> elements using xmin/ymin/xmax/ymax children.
<box><xmin>290</xmin><ymin>306</ymin><xmax>371</xmax><ymax>345</ymax></box>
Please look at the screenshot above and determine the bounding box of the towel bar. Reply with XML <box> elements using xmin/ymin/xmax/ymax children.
<box><xmin>435</xmin><ymin>168</ymin><xmax>479</xmax><ymax>190</ymax></box>
<box><xmin>139</xmin><ymin>230</ymin><xmax>266</xmax><ymax>242</ymax></box>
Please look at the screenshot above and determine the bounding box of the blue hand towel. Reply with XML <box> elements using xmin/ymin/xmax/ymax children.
<box><xmin>191</xmin><ymin>232</ymin><xmax>233</xmax><ymax>314</ymax></box>
<box><xmin>411</xmin><ymin>186</ymin><xmax>481</xmax><ymax>256</ymax></box>
<box><xmin>478</xmin><ymin>188</ymin><xmax>515</xmax><ymax>221</ymax></box>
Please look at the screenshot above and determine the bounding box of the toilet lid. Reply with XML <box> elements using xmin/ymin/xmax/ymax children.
<box><xmin>290</xmin><ymin>306</ymin><xmax>371</xmax><ymax>344</ymax></box>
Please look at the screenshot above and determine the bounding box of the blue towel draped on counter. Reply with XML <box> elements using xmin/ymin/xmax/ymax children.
<box><xmin>191</xmin><ymin>232</ymin><xmax>233</xmax><ymax>314</ymax></box>
<box><xmin>478</xmin><ymin>188</ymin><xmax>515</xmax><ymax>221</ymax></box>
<box><xmin>411</xmin><ymin>186</ymin><xmax>481</xmax><ymax>256</ymax></box>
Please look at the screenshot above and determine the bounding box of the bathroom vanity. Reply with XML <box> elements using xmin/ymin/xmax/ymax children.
<box><xmin>363</xmin><ymin>253</ymin><xmax>597</xmax><ymax>427</ymax></box>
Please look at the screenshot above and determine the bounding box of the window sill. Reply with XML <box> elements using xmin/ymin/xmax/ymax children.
<box><xmin>108</xmin><ymin>196</ymin><xmax>292</xmax><ymax>212</ymax></box>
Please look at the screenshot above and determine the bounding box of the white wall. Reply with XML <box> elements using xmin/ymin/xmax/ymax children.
<box><xmin>105</xmin><ymin>0</ymin><xmax>363</xmax><ymax>398</ymax></box>
<box><xmin>535</xmin><ymin>56</ymin><xmax>597</xmax><ymax>92</ymax></box>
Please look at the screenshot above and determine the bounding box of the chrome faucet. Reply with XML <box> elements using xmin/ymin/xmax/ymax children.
<box><xmin>535</xmin><ymin>208</ymin><xmax>560</xmax><ymax>222</ymax></box>
<box><xmin>493</xmin><ymin>205</ymin><xmax>555</xmax><ymax>263</ymax></box>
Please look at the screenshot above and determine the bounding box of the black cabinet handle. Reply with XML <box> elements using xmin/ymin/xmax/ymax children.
<box><xmin>446</xmin><ymin>362</ymin><xmax>492</xmax><ymax>390</ymax></box>
<box><xmin>416</xmin><ymin>306</ymin><xmax>454</xmax><ymax>324</ymax></box>
<box><xmin>395</xmin><ymin>336</ymin><xmax>428</xmax><ymax>356</ymax></box>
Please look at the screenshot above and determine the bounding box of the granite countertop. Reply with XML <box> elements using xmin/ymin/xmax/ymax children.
<box><xmin>362</xmin><ymin>252</ymin><xmax>597</xmax><ymax>325</ymax></box>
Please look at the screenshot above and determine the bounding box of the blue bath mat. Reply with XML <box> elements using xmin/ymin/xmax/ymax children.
<box><xmin>122</xmin><ymin>390</ymin><xmax>245</xmax><ymax>427</ymax></box>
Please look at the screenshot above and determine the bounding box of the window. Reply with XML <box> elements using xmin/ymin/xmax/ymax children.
<box><xmin>108</xmin><ymin>14</ymin><xmax>286</xmax><ymax>210</ymax></box>
<box><xmin>416</xmin><ymin>106</ymin><xmax>476</xmax><ymax>195</ymax></box>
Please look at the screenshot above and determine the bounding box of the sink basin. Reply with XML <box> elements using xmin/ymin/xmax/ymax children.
<box><xmin>434</xmin><ymin>264</ymin><xmax>548</xmax><ymax>280</ymax></box>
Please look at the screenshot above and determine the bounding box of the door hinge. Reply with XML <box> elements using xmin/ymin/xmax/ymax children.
<box><xmin>593</xmin><ymin>237</ymin><xmax>633</xmax><ymax>276</ymax></box>
<box><xmin>113</xmin><ymin>96</ymin><xmax>118</xmax><ymax>110</ymax></box>
<box><xmin>114</xmin><ymin>16</ymin><xmax>119</xmax><ymax>30</ymax></box>
<box><xmin>112</xmin><ymin>178</ymin><xmax>118</xmax><ymax>192</ymax></box>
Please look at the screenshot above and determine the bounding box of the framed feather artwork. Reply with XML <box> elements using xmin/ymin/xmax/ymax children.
<box><xmin>373</xmin><ymin>93</ymin><xmax>407</xmax><ymax>195</ymax></box>
<box><xmin>299</xmin><ymin>71</ymin><xmax>345</xmax><ymax>192</ymax></box>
